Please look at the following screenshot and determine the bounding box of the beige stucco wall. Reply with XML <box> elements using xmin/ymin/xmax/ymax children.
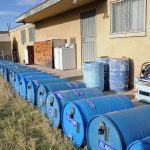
<box><xmin>11</xmin><ymin>0</ymin><xmax>150</xmax><ymax>85</ymax></box>
<box><xmin>0</xmin><ymin>42</ymin><xmax>11</xmax><ymax>51</ymax></box>
<box><xmin>35</xmin><ymin>0</ymin><xmax>150</xmax><ymax>81</ymax></box>
<box><xmin>9</xmin><ymin>24</ymin><xmax>35</xmax><ymax>63</ymax></box>
<box><xmin>35</xmin><ymin>2</ymin><xmax>100</xmax><ymax>69</ymax></box>
<box><xmin>97</xmin><ymin>0</ymin><xmax>150</xmax><ymax>84</ymax></box>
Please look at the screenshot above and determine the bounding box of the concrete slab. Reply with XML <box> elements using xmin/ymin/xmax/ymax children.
<box><xmin>28</xmin><ymin>64</ymin><xmax>83</xmax><ymax>81</ymax></box>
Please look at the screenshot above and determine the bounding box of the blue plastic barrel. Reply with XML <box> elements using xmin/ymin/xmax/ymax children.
<box><xmin>4</xmin><ymin>65</ymin><xmax>28</xmax><ymax>82</ymax></box>
<box><xmin>37</xmin><ymin>82</ymin><xmax>86</xmax><ymax>114</ymax></box>
<box><xmin>62</xmin><ymin>95</ymin><xmax>134</xmax><ymax>148</ymax></box>
<box><xmin>46</xmin><ymin>88</ymin><xmax>103</xmax><ymax>128</ymax></box>
<box><xmin>27</xmin><ymin>78</ymin><xmax>69</xmax><ymax>105</ymax></box>
<box><xmin>109</xmin><ymin>58</ymin><xmax>129</xmax><ymax>92</ymax></box>
<box><xmin>96</xmin><ymin>57</ymin><xmax>109</xmax><ymax>90</ymax></box>
<box><xmin>12</xmin><ymin>68</ymin><xmax>38</xmax><ymax>88</ymax></box>
<box><xmin>83</xmin><ymin>62</ymin><xmax>104</xmax><ymax>91</ymax></box>
<box><xmin>9</xmin><ymin>66</ymin><xmax>29</xmax><ymax>84</ymax></box>
<box><xmin>14</xmin><ymin>71</ymin><xmax>44</xmax><ymax>93</ymax></box>
<box><xmin>127</xmin><ymin>136</ymin><xmax>150</xmax><ymax>150</ymax></box>
<box><xmin>20</xmin><ymin>74</ymin><xmax>57</xmax><ymax>100</ymax></box>
<box><xmin>87</xmin><ymin>105</ymin><xmax>150</xmax><ymax>150</ymax></box>
<box><xmin>3</xmin><ymin>65</ymin><xmax>15</xmax><ymax>80</ymax></box>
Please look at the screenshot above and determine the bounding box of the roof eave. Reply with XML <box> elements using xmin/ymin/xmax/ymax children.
<box><xmin>16</xmin><ymin>0</ymin><xmax>61</xmax><ymax>23</ymax></box>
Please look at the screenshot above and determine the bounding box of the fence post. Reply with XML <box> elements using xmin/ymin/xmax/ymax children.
<box><xmin>2</xmin><ymin>50</ymin><xmax>4</xmax><ymax>60</ymax></box>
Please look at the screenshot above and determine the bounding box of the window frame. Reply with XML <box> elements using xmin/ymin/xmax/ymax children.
<box><xmin>21</xmin><ymin>30</ymin><xmax>26</xmax><ymax>44</ymax></box>
<box><xmin>28</xmin><ymin>27</ymin><xmax>35</xmax><ymax>42</ymax></box>
<box><xmin>110</xmin><ymin>0</ymin><xmax>147</xmax><ymax>38</ymax></box>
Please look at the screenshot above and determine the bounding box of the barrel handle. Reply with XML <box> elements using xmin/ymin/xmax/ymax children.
<box><xmin>70</xmin><ymin>107</ymin><xmax>75</xmax><ymax>119</ymax></box>
<box><xmin>50</xmin><ymin>97</ymin><xmax>54</xmax><ymax>106</ymax></box>
<box><xmin>98</xmin><ymin>122</ymin><xmax>109</xmax><ymax>142</ymax></box>
<box><xmin>39</xmin><ymin>90</ymin><xmax>44</xmax><ymax>96</ymax></box>
<box><xmin>38</xmin><ymin>106</ymin><xmax>41</xmax><ymax>112</ymax></box>
<box><xmin>27</xmin><ymin>85</ymin><xmax>31</xmax><ymax>89</ymax></box>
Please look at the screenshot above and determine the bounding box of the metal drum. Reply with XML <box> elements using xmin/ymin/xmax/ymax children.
<box><xmin>4</xmin><ymin>65</ymin><xmax>28</xmax><ymax>82</ymax></box>
<box><xmin>62</xmin><ymin>95</ymin><xmax>134</xmax><ymax>148</ymax></box>
<box><xmin>127</xmin><ymin>136</ymin><xmax>150</xmax><ymax>150</ymax></box>
<box><xmin>87</xmin><ymin>105</ymin><xmax>150</xmax><ymax>150</ymax></box>
<box><xmin>27</xmin><ymin>78</ymin><xmax>69</xmax><ymax>105</ymax></box>
<box><xmin>109</xmin><ymin>58</ymin><xmax>129</xmax><ymax>92</ymax></box>
<box><xmin>20</xmin><ymin>74</ymin><xmax>57</xmax><ymax>100</ymax></box>
<box><xmin>83</xmin><ymin>62</ymin><xmax>104</xmax><ymax>91</ymax></box>
<box><xmin>96</xmin><ymin>57</ymin><xmax>109</xmax><ymax>90</ymax></box>
<box><xmin>37</xmin><ymin>82</ymin><xmax>86</xmax><ymax>114</ymax></box>
<box><xmin>14</xmin><ymin>71</ymin><xmax>44</xmax><ymax>93</ymax></box>
<box><xmin>12</xmin><ymin>69</ymin><xmax>38</xmax><ymax>89</ymax></box>
<box><xmin>46</xmin><ymin>88</ymin><xmax>103</xmax><ymax>128</ymax></box>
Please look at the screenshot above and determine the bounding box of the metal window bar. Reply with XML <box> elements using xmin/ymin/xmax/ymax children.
<box><xmin>0</xmin><ymin>50</ymin><xmax>14</xmax><ymax>61</ymax></box>
<box><xmin>111</xmin><ymin>0</ymin><xmax>146</xmax><ymax>34</ymax></box>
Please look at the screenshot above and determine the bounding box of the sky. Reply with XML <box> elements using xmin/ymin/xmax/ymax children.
<box><xmin>0</xmin><ymin>0</ymin><xmax>45</xmax><ymax>31</ymax></box>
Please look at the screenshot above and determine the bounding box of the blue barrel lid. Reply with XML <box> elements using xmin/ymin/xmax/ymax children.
<box><xmin>62</xmin><ymin>101</ymin><xmax>85</xmax><ymax>148</ymax></box>
<box><xmin>27</xmin><ymin>80</ymin><xmax>35</xmax><ymax>104</ymax></box>
<box><xmin>37</xmin><ymin>84</ymin><xmax>49</xmax><ymax>110</ymax></box>
<box><xmin>46</xmin><ymin>92</ymin><xmax>62</xmax><ymax>128</ymax></box>
<box><xmin>127</xmin><ymin>136</ymin><xmax>150</xmax><ymax>150</ymax></box>
<box><xmin>87</xmin><ymin>114</ymin><xmax>123</xmax><ymax>150</ymax></box>
<box><xmin>87</xmin><ymin>105</ymin><xmax>150</xmax><ymax>150</ymax></box>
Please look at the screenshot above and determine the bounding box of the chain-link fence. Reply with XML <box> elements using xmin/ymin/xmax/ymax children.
<box><xmin>0</xmin><ymin>50</ymin><xmax>14</xmax><ymax>61</ymax></box>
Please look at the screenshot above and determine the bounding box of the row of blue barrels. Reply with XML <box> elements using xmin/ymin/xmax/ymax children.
<box><xmin>83</xmin><ymin>57</ymin><xmax>129</xmax><ymax>92</ymax></box>
<box><xmin>62</xmin><ymin>94</ymin><xmax>134</xmax><ymax>148</ymax></box>
<box><xmin>87</xmin><ymin>105</ymin><xmax>150</xmax><ymax>150</ymax></box>
<box><xmin>1</xmin><ymin>60</ymin><xmax>149</xmax><ymax>150</ymax></box>
<box><xmin>36</xmin><ymin>82</ymin><xmax>86</xmax><ymax>114</ymax></box>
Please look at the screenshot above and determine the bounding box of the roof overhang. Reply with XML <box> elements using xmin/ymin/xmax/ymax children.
<box><xmin>16</xmin><ymin>0</ymin><xmax>97</xmax><ymax>23</ymax></box>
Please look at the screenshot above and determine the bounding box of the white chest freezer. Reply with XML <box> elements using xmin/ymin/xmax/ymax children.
<box><xmin>54</xmin><ymin>47</ymin><xmax>76</xmax><ymax>70</ymax></box>
<box><xmin>54</xmin><ymin>47</ymin><xmax>60</xmax><ymax>69</ymax></box>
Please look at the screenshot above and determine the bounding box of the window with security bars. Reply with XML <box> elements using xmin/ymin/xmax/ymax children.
<box><xmin>110</xmin><ymin>0</ymin><xmax>146</xmax><ymax>35</ymax></box>
<box><xmin>21</xmin><ymin>30</ymin><xmax>26</xmax><ymax>44</ymax></box>
<box><xmin>28</xmin><ymin>27</ymin><xmax>35</xmax><ymax>42</ymax></box>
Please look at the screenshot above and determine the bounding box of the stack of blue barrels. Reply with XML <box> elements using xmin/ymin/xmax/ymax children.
<box><xmin>109</xmin><ymin>58</ymin><xmax>129</xmax><ymax>92</ymax></box>
<box><xmin>0</xmin><ymin>60</ymin><xmax>150</xmax><ymax>150</ymax></box>
<box><xmin>96</xmin><ymin>57</ymin><xmax>109</xmax><ymax>90</ymax></box>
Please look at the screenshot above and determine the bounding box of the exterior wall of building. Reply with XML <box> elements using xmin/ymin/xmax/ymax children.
<box><xmin>35</xmin><ymin>2</ymin><xmax>99</xmax><ymax>69</ymax></box>
<box><xmin>97</xmin><ymin>0</ymin><xmax>150</xmax><ymax>84</ymax></box>
<box><xmin>9</xmin><ymin>24</ymin><xmax>35</xmax><ymax>63</ymax></box>
<box><xmin>10</xmin><ymin>0</ymin><xmax>150</xmax><ymax>86</ymax></box>
<box><xmin>35</xmin><ymin>0</ymin><xmax>150</xmax><ymax>83</ymax></box>
<box><xmin>0</xmin><ymin>42</ymin><xmax>11</xmax><ymax>51</ymax></box>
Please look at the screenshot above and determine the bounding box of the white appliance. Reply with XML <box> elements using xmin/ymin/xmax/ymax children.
<box><xmin>54</xmin><ymin>47</ymin><xmax>60</xmax><ymax>69</ymax></box>
<box><xmin>54</xmin><ymin>44</ymin><xmax>76</xmax><ymax>70</ymax></box>
<box><xmin>59</xmin><ymin>47</ymin><xmax>76</xmax><ymax>70</ymax></box>
<box><xmin>24</xmin><ymin>48</ymin><xmax>29</xmax><ymax>64</ymax></box>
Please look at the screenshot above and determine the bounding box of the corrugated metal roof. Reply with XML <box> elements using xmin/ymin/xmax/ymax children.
<box><xmin>0</xmin><ymin>33</ymin><xmax>10</xmax><ymax>42</ymax></box>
